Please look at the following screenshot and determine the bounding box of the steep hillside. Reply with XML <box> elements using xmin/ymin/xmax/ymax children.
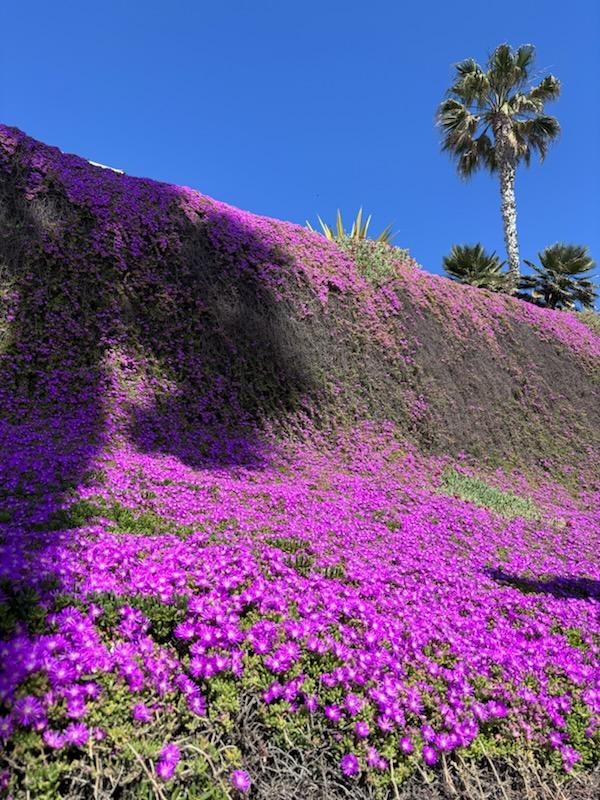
<box><xmin>1</xmin><ymin>126</ymin><xmax>599</xmax><ymax>476</ymax></box>
<box><xmin>0</xmin><ymin>128</ymin><xmax>599</xmax><ymax>800</ymax></box>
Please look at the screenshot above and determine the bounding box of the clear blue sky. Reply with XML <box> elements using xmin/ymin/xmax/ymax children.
<box><xmin>2</xmin><ymin>1</ymin><xmax>598</xmax><ymax>277</ymax></box>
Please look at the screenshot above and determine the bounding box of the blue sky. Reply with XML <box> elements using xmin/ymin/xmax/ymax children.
<box><xmin>2</xmin><ymin>0</ymin><xmax>598</xmax><ymax>278</ymax></box>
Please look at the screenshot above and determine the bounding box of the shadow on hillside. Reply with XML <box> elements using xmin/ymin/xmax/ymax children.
<box><xmin>0</xmin><ymin>145</ymin><xmax>314</xmax><ymax>539</ymax></box>
<box><xmin>0</xmin><ymin>143</ymin><xmax>320</xmax><ymax>658</ymax></box>
<box><xmin>485</xmin><ymin>567</ymin><xmax>600</xmax><ymax>601</ymax></box>
<box><xmin>123</xmin><ymin>204</ymin><xmax>313</xmax><ymax>468</ymax></box>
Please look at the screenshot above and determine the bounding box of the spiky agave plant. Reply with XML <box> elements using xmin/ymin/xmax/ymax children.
<box><xmin>306</xmin><ymin>208</ymin><xmax>395</xmax><ymax>243</ymax></box>
<box><xmin>437</xmin><ymin>43</ymin><xmax>561</xmax><ymax>288</ymax></box>
<box><xmin>442</xmin><ymin>243</ymin><xmax>509</xmax><ymax>291</ymax></box>
<box><xmin>520</xmin><ymin>243</ymin><xmax>598</xmax><ymax>310</ymax></box>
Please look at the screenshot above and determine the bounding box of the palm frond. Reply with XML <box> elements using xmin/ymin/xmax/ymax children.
<box><xmin>443</xmin><ymin>243</ymin><xmax>509</xmax><ymax>290</ymax></box>
<box><xmin>526</xmin><ymin>75</ymin><xmax>561</xmax><ymax>106</ymax></box>
<box><xmin>521</xmin><ymin>243</ymin><xmax>597</xmax><ymax>309</ymax></box>
<box><xmin>539</xmin><ymin>243</ymin><xmax>595</xmax><ymax>275</ymax></box>
<box><xmin>514</xmin><ymin>44</ymin><xmax>536</xmax><ymax>76</ymax></box>
<box><xmin>456</xmin><ymin>134</ymin><xmax>496</xmax><ymax>178</ymax></box>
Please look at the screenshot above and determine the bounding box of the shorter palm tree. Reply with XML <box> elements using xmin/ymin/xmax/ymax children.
<box><xmin>519</xmin><ymin>243</ymin><xmax>597</xmax><ymax>310</ymax></box>
<box><xmin>442</xmin><ymin>243</ymin><xmax>509</xmax><ymax>291</ymax></box>
<box><xmin>306</xmin><ymin>208</ymin><xmax>395</xmax><ymax>243</ymax></box>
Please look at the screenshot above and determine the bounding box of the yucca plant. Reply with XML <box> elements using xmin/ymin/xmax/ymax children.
<box><xmin>442</xmin><ymin>243</ymin><xmax>509</xmax><ymax>291</ymax></box>
<box><xmin>306</xmin><ymin>208</ymin><xmax>395</xmax><ymax>243</ymax></box>
<box><xmin>519</xmin><ymin>243</ymin><xmax>597</xmax><ymax>310</ymax></box>
<box><xmin>437</xmin><ymin>44</ymin><xmax>561</xmax><ymax>288</ymax></box>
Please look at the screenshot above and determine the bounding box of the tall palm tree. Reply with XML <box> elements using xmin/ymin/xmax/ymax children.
<box><xmin>520</xmin><ymin>243</ymin><xmax>597</xmax><ymax>310</ymax></box>
<box><xmin>443</xmin><ymin>243</ymin><xmax>509</xmax><ymax>291</ymax></box>
<box><xmin>437</xmin><ymin>44</ymin><xmax>560</xmax><ymax>288</ymax></box>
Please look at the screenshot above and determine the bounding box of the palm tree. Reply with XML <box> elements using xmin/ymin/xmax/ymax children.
<box><xmin>437</xmin><ymin>44</ymin><xmax>561</xmax><ymax>288</ymax></box>
<box><xmin>519</xmin><ymin>243</ymin><xmax>597</xmax><ymax>310</ymax></box>
<box><xmin>443</xmin><ymin>243</ymin><xmax>509</xmax><ymax>291</ymax></box>
<box><xmin>306</xmin><ymin>208</ymin><xmax>395</xmax><ymax>243</ymax></box>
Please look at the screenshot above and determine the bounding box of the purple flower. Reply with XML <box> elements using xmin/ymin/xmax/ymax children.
<box><xmin>488</xmin><ymin>701</ymin><xmax>508</xmax><ymax>719</ymax></box>
<box><xmin>421</xmin><ymin>724</ymin><xmax>436</xmax><ymax>742</ymax></box>
<box><xmin>340</xmin><ymin>753</ymin><xmax>360</xmax><ymax>777</ymax></box>
<box><xmin>13</xmin><ymin>696</ymin><xmax>45</xmax><ymax>727</ymax></box>
<box><xmin>377</xmin><ymin>715</ymin><xmax>394</xmax><ymax>732</ymax></box>
<box><xmin>66</xmin><ymin>698</ymin><xmax>87</xmax><ymax>719</ymax></box>
<box><xmin>43</xmin><ymin>729</ymin><xmax>66</xmax><ymax>749</ymax></box>
<box><xmin>355</xmin><ymin>721</ymin><xmax>369</xmax><ymax>738</ymax></box>
<box><xmin>132</xmin><ymin>702</ymin><xmax>153</xmax><ymax>722</ymax></box>
<box><xmin>304</xmin><ymin>693</ymin><xmax>318</xmax><ymax>713</ymax></box>
<box><xmin>422</xmin><ymin>746</ymin><xmax>438</xmax><ymax>766</ymax></box>
<box><xmin>65</xmin><ymin>723</ymin><xmax>89</xmax><ymax>747</ymax></box>
<box><xmin>436</xmin><ymin>732</ymin><xmax>453</xmax><ymax>751</ymax></box>
<box><xmin>324</xmin><ymin>704</ymin><xmax>343</xmax><ymax>722</ymax></box>
<box><xmin>561</xmin><ymin>746</ymin><xmax>581</xmax><ymax>771</ymax></box>
<box><xmin>174</xmin><ymin>621</ymin><xmax>196</xmax><ymax>640</ymax></box>
<box><xmin>187</xmin><ymin>693</ymin><xmax>207</xmax><ymax>717</ymax></box>
<box><xmin>399</xmin><ymin>735</ymin><xmax>414</xmax><ymax>754</ymax></box>
<box><xmin>230</xmin><ymin>769</ymin><xmax>251</xmax><ymax>793</ymax></box>
<box><xmin>159</xmin><ymin>744</ymin><xmax>180</xmax><ymax>764</ymax></box>
<box><xmin>156</xmin><ymin>744</ymin><xmax>180</xmax><ymax>781</ymax></box>
<box><xmin>344</xmin><ymin>694</ymin><xmax>362</xmax><ymax>716</ymax></box>
<box><xmin>47</xmin><ymin>659</ymin><xmax>77</xmax><ymax>686</ymax></box>
<box><xmin>156</xmin><ymin>760</ymin><xmax>177</xmax><ymax>781</ymax></box>
<box><xmin>0</xmin><ymin>716</ymin><xmax>14</xmax><ymax>742</ymax></box>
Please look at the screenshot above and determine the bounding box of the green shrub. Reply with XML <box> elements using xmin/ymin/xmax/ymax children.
<box><xmin>578</xmin><ymin>309</ymin><xmax>600</xmax><ymax>336</ymax></box>
<box><xmin>439</xmin><ymin>468</ymin><xmax>540</xmax><ymax>520</ymax></box>
<box><xmin>338</xmin><ymin>238</ymin><xmax>411</xmax><ymax>286</ymax></box>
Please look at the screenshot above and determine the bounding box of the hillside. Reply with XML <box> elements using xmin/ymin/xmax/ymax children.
<box><xmin>1</xmin><ymin>126</ymin><xmax>599</xmax><ymax>474</ymax></box>
<box><xmin>0</xmin><ymin>127</ymin><xmax>599</xmax><ymax>800</ymax></box>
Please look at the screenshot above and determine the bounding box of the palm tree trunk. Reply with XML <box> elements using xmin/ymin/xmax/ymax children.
<box><xmin>494</xmin><ymin>119</ymin><xmax>520</xmax><ymax>290</ymax></box>
<box><xmin>498</xmin><ymin>159</ymin><xmax>520</xmax><ymax>289</ymax></box>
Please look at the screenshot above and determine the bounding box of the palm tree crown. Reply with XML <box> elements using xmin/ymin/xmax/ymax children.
<box><xmin>443</xmin><ymin>243</ymin><xmax>508</xmax><ymax>291</ymax></box>
<box><xmin>437</xmin><ymin>44</ymin><xmax>561</xmax><ymax>285</ymax></box>
<box><xmin>438</xmin><ymin>44</ymin><xmax>560</xmax><ymax>176</ymax></box>
<box><xmin>520</xmin><ymin>243</ymin><xmax>597</xmax><ymax>310</ymax></box>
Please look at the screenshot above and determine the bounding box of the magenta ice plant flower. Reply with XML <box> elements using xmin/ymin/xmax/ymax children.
<box><xmin>340</xmin><ymin>753</ymin><xmax>360</xmax><ymax>777</ymax></box>
<box><xmin>64</xmin><ymin>723</ymin><xmax>89</xmax><ymax>747</ymax></box>
<box><xmin>13</xmin><ymin>696</ymin><xmax>45</xmax><ymax>727</ymax></box>
<box><xmin>230</xmin><ymin>769</ymin><xmax>251</xmax><ymax>793</ymax></box>
<box><xmin>422</xmin><ymin>746</ymin><xmax>438</xmax><ymax>766</ymax></box>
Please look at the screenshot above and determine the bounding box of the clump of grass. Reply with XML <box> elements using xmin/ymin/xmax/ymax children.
<box><xmin>37</xmin><ymin>497</ymin><xmax>193</xmax><ymax>539</ymax></box>
<box><xmin>38</xmin><ymin>498</ymin><xmax>106</xmax><ymax>530</ymax></box>
<box><xmin>439</xmin><ymin>467</ymin><xmax>540</xmax><ymax>520</ymax></box>
<box><xmin>265</xmin><ymin>536</ymin><xmax>305</xmax><ymax>554</ymax></box>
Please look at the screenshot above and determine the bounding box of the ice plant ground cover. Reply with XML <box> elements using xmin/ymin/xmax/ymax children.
<box><xmin>0</xmin><ymin>126</ymin><xmax>599</xmax><ymax>798</ymax></box>
<box><xmin>0</xmin><ymin>423</ymin><xmax>599</xmax><ymax>798</ymax></box>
